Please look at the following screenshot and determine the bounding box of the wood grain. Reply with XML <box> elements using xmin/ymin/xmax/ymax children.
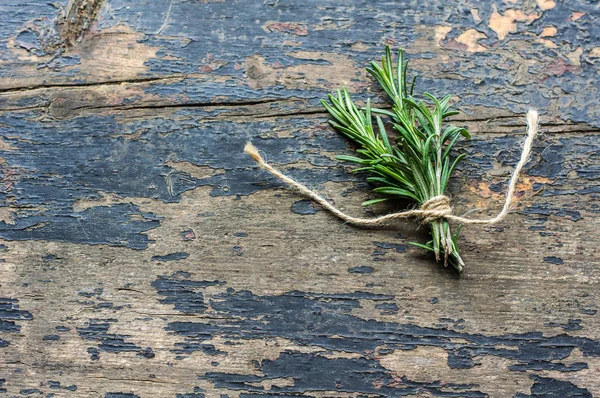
<box><xmin>1</xmin><ymin>0</ymin><xmax>599</xmax><ymax>396</ymax></box>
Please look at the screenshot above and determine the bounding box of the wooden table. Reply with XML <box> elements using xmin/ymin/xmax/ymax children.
<box><xmin>1</xmin><ymin>1</ymin><xmax>599</xmax><ymax>396</ymax></box>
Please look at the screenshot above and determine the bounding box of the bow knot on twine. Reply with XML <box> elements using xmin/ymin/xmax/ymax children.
<box><xmin>244</xmin><ymin>109</ymin><xmax>539</xmax><ymax>228</ymax></box>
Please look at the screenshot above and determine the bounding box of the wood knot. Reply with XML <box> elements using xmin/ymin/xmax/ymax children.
<box><xmin>48</xmin><ymin>97</ymin><xmax>76</xmax><ymax>119</ymax></box>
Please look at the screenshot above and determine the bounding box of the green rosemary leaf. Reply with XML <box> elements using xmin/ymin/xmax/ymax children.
<box><xmin>362</xmin><ymin>198</ymin><xmax>390</xmax><ymax>207</ymax></box>
<box><xmin>376</xmin><ymin>115</ymin><xmax>392</xmax><ymax>153</ymax></box>
<box><xmin>441</xmin><ymin>157</ymin><xmax>451</xmax><ymax>193</ymax></box>
<box><xmin>351</xmin><ymin>166</ymin><xmax>375</xmax><ymax>173</ymax></box>
<box><xmin>366</xmin><ymin>176</ymin><xmax>399</xmax><ymax>186</ymax></box>
<box><xmin>369</xmin><ymin>107</ymin><xmax>397</xmax><ymax>119</ymax></box>
<box><xmin>373</xmin><ymin>187</ymin><xmax>420</xmax><ymax>201</ymax></box>
<box><xmin>408</xmin><ymin>241</ymin><xmax>435</xmax><ymax>252</ymax></box>
<box><xmin>409</xmin><ymin>75</ymin><xmax>417</xmax><ymax>97</ymax></box>
<box><xmin>448</xmin><ymin>153</ymin><xmax>467</xmax><ymax>176</ymax></box>
<box><xmin>335</xmin><ymin>155</ymin><xmax>372</xmax><ymax>165</ymax></box>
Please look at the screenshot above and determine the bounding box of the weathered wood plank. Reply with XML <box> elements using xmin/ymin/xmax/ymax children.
<box><xmin>1</xmin><ymin>0</ymin><xmax>599</xmax><ymax>396</ymax></box>
<box><xmin>2</xmin><ymin>1</ymin><xmax>599</xmax><ymax>125</ymax></box>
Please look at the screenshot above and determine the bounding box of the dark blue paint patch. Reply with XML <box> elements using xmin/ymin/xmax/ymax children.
<box><xmin>545</xmin><ymin>319</ymin><xmax>583</xmax><ymax>332</ymax></box>
<box><xmin>0</xmin><ymin>244</ymin><xmax>7</xmax><ymax>250</ymax></box>
<box><xmin>78</xmin><ymin>288</ymin><xmax>103</xmax><ymax>298</ymax></box>
<box><xmin>0</xmin><ymin>204</ymin><xmax>161</xmax><ymax>250</ymax></box>
<box><xmin>581</xmin><ymin>308</ymin><xmax>597</xmax><ymax>316</ymax></box>
<box><xmin>48</xmin><ymin>381</ymin><xmax>77</xmax><ymax>391</ymax></box>
<box><xmin>206</xmin><ymin>166</ymin><xmax>354</xmax><ymax>198</ymax></box>
<box><xmin>283</xmin><ymin>290</ymin><xmax>393</xmax><ymax>301</ymax></box>
<box><xmin>19</xmin><ymin>389</ymin><xmax>42</xmax><ymax>395</ymax></box>
<box><xmin>448</xmin><ymin>348</ymin><xmax>475</xmax><ymax>369</ymax></box>
<box><xmin>173</xmin><ymin>341</ymin><xmax>226</xmax><ymax>357</ymax></box>
<box><xmin>14</xmin><ymin>29</ymin><xmax>46</xmax><ymax>56</ymax></box>
<box><xmin>528</xmin><ymin>226</ymin><xmax>545</xmax><ymax>231</ymax></box>
<box><xmin>138</xmin><ymin>347</ymin><xmax>156</xmax><ymax>359</ymax></box>
<box><xmin>105</xmin><ymin>394</ymin><xmax>140</xmax><ymax>398</ymax></box>
<box><xmin>347</xmin><ymin>266</ymin><xmax>373</xmax><ymax>274</ymax></box>
<box><xmin>0</xmin><ymin>378</ymin><xmax>5</xmax><ymax>393</ymax></box>
<box><xmin>151</xmin><ymin>252</ymin><xmax>189</xmax><ymax>262</ymax></box>
<box><xmin>87</xmin><ymin>347</ymin><xmax>100</xmax><ymax>361</ymax></box>
<box><xmin>165</xmin><ymin>288</ymin><xmax>397</xmax><ymax>354</ymax></box>
<box><xmin>43</xmin><ymin>334</ymin><xmax>60</xmax><ymax>341</ymax></box>
<box><xmin>152</xmin><ymin>272</ymin><xmax>225</xmax><ymax>314</ymax></box>
<box><xmin>515</xmin><ymin>374</ymin><xmax>592</xmax><ymax>398</ymax></box>
<box><xmin>10</xmin><ymin>11</ymin><xmax>68</xmax><ymax>62</ymax></box>
<box><xmin>42</xmin><ymin>253</ymin><xmax>59</xmax><ymax>262</ymax></box>
<box><xmin>55</xmin><ymin>326</ymin><xmax>70</xmax><ymax>332</ymax></box>
<box><xmin>203</xmin><ymin>351</ymin><xmax>486</xmax><ymax>397</ymax></box>
<box><xmin>0</xmin><ymin>0</ymin><xmax>69</xmax><ymax>79</ymax></box>
<box><xmin>0</xmin><ymin>297</ymin><xmax>33</xmax><ymax>346</ymax></box>
<box><xmin>232</xmin><ymin>245</ymin><xmax>243</xmax><ymax>256</ymax></box>
<box><xmin>176</xmin><ymin>387</ymin><xmax>205</xmax><ymax>397</ymax></box>
<box><xmin>43</xmin><ymin>54</ymin><xmax>81</xmax><ymax>70</ymax></box>
<box><xmin>0</xmin><ymin>298</ymin><xmax>33</xmax><ymax>323</ymax></box>
<box><xmin>543</xmin><ymin>256</ymin><xmax>564</xmax><ymax>265</ymax></box>
<box><xmin>233</xmin><ymin>232</ymin><xmax>248</xmax><ymax>237</ymax></box>
<box><xmin>375</xmin><ymin>302</ymin><xmax>398</xmax><ymax>315</ymax></box>
<box><xmin>95</xmin><ymin>302</ymin><xmax>124</xmax><ymax>310</ymax></box>
<box><xmin>522</xmin><ymin>204</ymin><xmax>582</xmax><ymax>222</ymax></box>
<box><xmin>527</xmin><ymin>144</ymin><xmax>565</xmax><ymax>181</ymax></box>
<box><xmin>373</xmin><ymin>241</ymin><xmax>409</xmax><ymax>253</ymax></box>
<box><xmin>154</xmin><ymin>276</ymin><xmax>600</xmax><ymax>385</ymax></box>
<box><xmin>290</xmin><ymin>199</ymin><xmax>319</xmax><ymax>215</ymax></box>
<box><xmin>437</xmin><ymin>318</ymin><xmax>465</xmax><ymax>330</ymax></box>
<box><xmin>77</xmin><ymin>319</ymin><xmax>154</xmax><ymax>360</ymax></box>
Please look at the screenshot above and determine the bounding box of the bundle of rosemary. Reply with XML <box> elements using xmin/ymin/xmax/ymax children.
<box><xmin>321</xmin><ymin>46</ymin><xmax>469</xmax><ymax>271</ymax></box>
<box><xmin>245</xmin><ymin>46</ymin><xmax>538</xmax><ymax>273</ymax></box>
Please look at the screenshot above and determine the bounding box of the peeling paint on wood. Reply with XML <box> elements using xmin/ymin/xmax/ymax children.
<box><xmin>1</xmin><ymin>0</ymin><xmax>600</xmax><ymax>396</ymax></box>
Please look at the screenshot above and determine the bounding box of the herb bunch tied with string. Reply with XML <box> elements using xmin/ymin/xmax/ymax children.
<box><xmin>321</xmin><ymin>46</ymin><xmax>471</xmax><ymax>271</ymax></box>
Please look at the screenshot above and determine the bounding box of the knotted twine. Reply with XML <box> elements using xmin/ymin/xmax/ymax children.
<box><xmin>244</xmin><ymin>109</ymin><xmax>539</xmax><ymax>227</ymax></box>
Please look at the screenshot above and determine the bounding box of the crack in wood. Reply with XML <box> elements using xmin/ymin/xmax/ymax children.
<box><xmin>0</xmin><ymin>75</ymin><xmax>186</xmax><ymax>94</ymax></box>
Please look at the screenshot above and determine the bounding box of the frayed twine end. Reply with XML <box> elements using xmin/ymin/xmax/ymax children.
<box><xmin>527</xmin><ymin>109</ymin><xmax>539</xmax><ymax>133</ymax></box>
<box><xmin>244</xmin><ymin>141</ymin><xmax>263</xmax><ymax>163</ymax></box>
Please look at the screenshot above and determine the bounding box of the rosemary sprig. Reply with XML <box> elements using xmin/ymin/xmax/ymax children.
<box><xmin>321</xmin><ymin>46</ymin><xmax>471</xmax><ymax>272</ymax></box>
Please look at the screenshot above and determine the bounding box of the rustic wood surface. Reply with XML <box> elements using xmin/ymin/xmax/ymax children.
<box><xmin>1</xmin><ymin>1</ymin><xmax>599</xmax><ymax>397</ymax></box>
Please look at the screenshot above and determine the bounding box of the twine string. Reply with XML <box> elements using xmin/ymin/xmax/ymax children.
<box><xmin>244</xmin><ymin>109</ymin><xmax>539</xmax><ymax>226</ymax></box>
